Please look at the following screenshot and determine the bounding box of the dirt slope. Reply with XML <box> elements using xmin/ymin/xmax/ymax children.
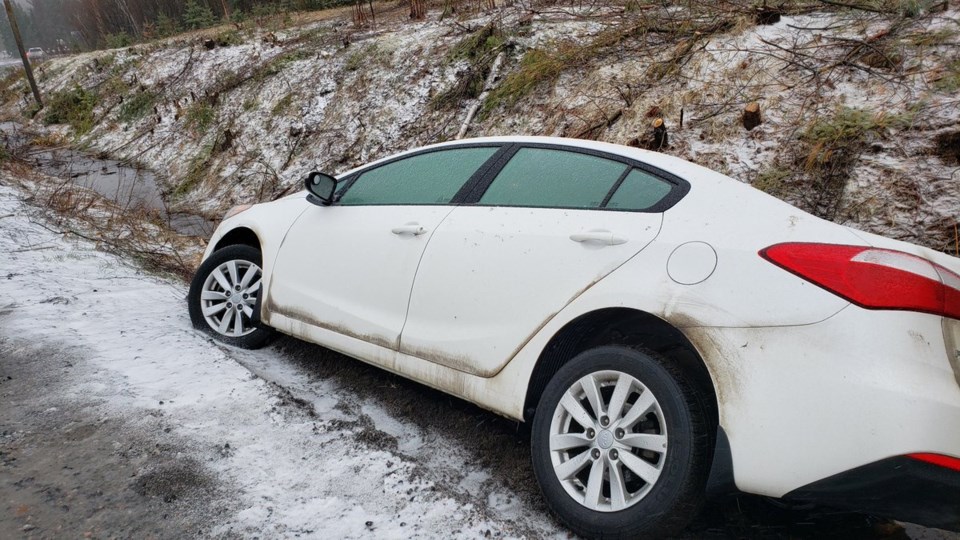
<box><xmin>1</xmin><ymin>1</ymin><xmax>957</xmax><ymax>253</ymax></box>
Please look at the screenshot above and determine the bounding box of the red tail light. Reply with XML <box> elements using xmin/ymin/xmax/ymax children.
<box><xmin>760</xmin><ymin>243</ymin><xmax>960</xmax><ymax>320</ymax></box>
<box><xmin>908</xmin><ymin>453</ymin><xmax>960</xmax><ymax>471</ymax></box>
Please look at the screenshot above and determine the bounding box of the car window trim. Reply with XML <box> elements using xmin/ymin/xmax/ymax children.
<box><xmin>333</xmin><ymin>144</ymin><xmax>506</xmax><ymax>206</ymax></box>
<box><xmin>461</xmin><ymin>142</ymin><xmax>690</xmax><ymax>213</ymax></box>
<box><xmin>599</xmin><ymin>166</ymin><xmax>633</xmax><ymax>208</ymax></box>
<box><xmin>451</xmin><ymin>144</ymin><xmax>515</xmax><ymax>203</ymax></box>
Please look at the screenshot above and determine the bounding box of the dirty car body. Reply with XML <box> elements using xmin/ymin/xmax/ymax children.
<box><xmin>190</xmin><ymin>136</ymin><xmax>960</xmax><ymax>538</ymax></box>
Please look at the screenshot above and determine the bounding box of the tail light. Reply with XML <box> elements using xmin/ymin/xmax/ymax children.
<box><xmin>908</xmin><ymin>453</ymin><xmax>960</xmax><ymax>471</ymax></box>
<box><xmin>760</xmin><ymin>243</ymin><xmax>960</xmax><ymax>320</ymax></box>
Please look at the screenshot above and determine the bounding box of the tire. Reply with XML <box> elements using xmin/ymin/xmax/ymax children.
<box><xmin>188</xmin><ymin>244</ymin><xmax>276</xmax><ymax>349</ymax></box>
<box><xmin>531</xmin><ymin>345</ymin><xmax>711</xmax><ymax>539</ymax></box>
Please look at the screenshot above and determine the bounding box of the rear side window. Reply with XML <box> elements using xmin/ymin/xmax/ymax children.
<box><xmin>339</xmin><ymin>147</ymin><xmax>498</xmax><ymax>205</ymax></box>
<box><xmin>605</xmin><ymin>169</ymin><xmax>673</xmax><ymax>211</ymax></box>
<box><xmin>478</xmin><ymin>148</ymin><xmax>627</xmax><ymax>209</ymax></box>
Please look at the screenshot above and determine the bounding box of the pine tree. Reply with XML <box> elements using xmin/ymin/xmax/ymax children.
<box><xmin>156</xmin><ymin>12</ymin><xmax>178</xmax><ymax>37</ymax></box>
<box><xmin>183</xmin><ymin>0</ymin><xmax>215</xmax><ymax>30</ymax></box>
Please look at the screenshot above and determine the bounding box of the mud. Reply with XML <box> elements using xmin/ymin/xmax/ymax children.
<box><xmin>0</xmin><ymin>338</ymin><xmax>228</xmax><ymax>539</ymax></box>
<box><xmin>271</xmin><ymin>300</ymin><xmax>399</xmax><ymax>351</ymax></box>
<box><xmin>269</xmin><ymin>336</ymin><xmax>544</xmax><ymax>510</ymax></box>
<box><xmin>132</xmin><ymin>459</ymin><xmax>214</xmax><ymax>504</ymax></box>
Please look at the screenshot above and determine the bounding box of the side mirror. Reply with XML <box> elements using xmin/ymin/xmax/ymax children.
<box><xmin>304</xmin><ymin>171</ymin><xmax>337</xmax><ymax>206</ymax></box>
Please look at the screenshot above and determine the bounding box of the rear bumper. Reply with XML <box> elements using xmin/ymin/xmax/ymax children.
<box><xmin>784</xmin><ymin>456</ymin><xmax>960</xmax><ymax>532</ymax></box>
<box><xmin>687</xmin><ymin>306</ymin><xmax>960</xmax><ymax>503</ymax></box>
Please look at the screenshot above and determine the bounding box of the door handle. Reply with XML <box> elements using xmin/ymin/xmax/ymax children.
<box><xmin>391</xmin><ymin>223</ymin><xmax>427</xmax><ymax>236</ymax></box>
<box><xmin>569</xmin><ymin>230</ymin><xmax>628</xmax><ymax>246</ymax></box>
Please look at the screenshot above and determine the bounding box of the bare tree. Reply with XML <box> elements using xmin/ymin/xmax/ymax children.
<box><xmin>353</xmin><ymin>0</ymin><xmax>368</xmax><ymax>27</ymax></box>
<box><xmin>115</xmin><ymin>0</ymin><xmax>142</xmax><ymax>37</ymax></box>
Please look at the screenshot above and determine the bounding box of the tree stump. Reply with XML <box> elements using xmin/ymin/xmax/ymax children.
<box><xmin>649</xmin><ymin>118</ymin><xmax>668</xmax><ymax>150</ymax></box>
<box><xmin>755</xmin><ymin>7</ymin><xmax>781</xmax><ymax>25</ymax></box>
<box><xmin>742</xmin><ymin>102</ymin><xmax>762</xmax><ymax>131</ymax></box>
<box><xmin>410</xmin><ymin>0</ymin><xmax>426</xmax><ymax>20</ymax></box>
<box><xmin>218</xmin><ymin>129</ymin><xmax>234</xmax><ymax>152</ymax></box>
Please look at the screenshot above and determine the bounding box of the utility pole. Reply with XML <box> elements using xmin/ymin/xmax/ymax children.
<box><xmin>3</xmin><ymin>0</ymin><xmax>41</xmax><ymax>109</ymax></box>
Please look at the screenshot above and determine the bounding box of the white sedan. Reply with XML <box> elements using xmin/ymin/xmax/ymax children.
<box><xmin>26</xmin><ymin>47</ymin><xmax>44</xmax><ymax>62</ymax></box>
<box><xmin>188</xmin><ymin>136</ymin><xmax>960</xmax><ymax>538</ymax></box>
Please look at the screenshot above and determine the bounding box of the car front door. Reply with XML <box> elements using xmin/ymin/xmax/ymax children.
<box><xmin>267</xmin><ymin>145</ymin><xmax>502</xmax><ymax>350</ymax></box>
<box><xmin>398</xmin><ymin>145</ymin><xmax>685</xmax><ymax>377</ymax></box>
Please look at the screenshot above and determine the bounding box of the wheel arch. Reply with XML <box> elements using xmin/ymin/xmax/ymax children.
<box><xmin>522</xmin><ymin>308</ymin><xmax>718</xmax><ymax>424</ymax></box>
<box><xmin>521</xmin><ymin>307</ymin><xmax>733</xmax><ymax>494</ymax></box>
<box><xmin>213</xmin><ymin>227</ymin><xmax>261</xmax><ymax>252</ymax></box>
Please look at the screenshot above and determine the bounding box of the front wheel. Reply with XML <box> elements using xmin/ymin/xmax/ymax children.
<box><xmin>531</xmin><ymin>345</ymin><xmax>711</xmax><ymax>539</ymax></box>
<box><xmin>188</xmin><ymin>244</ymin><xmax>276</xmax><ymax>349</ymax></box>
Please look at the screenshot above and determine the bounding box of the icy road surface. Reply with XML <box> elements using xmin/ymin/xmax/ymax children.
<box><xmin>1</xmin><ymin>181</ymin><xmax>954</xmax><ymax>539</ymax></box>
<box><xmin>0</xmin><ymin>182</ymin><xmax>563</xmax><ymax>538</ymax></box>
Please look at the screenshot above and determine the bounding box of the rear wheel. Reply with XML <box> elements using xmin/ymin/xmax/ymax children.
<box><xmin>531</xmin><ymin>345</ymin><xmax>710</xmax><ymax>539</ymax></box>
<box><xmin>188</xmin><ymin>245</ymin><xmax>276</xmax><ymax>349</ymax></box>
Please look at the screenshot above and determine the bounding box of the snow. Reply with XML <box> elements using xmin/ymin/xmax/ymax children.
<box><xmin>6</xmin><ymin>4</ymin><xmax>959</xmax><ymax>252</ymax></box>
<box><xmin>0</xmin><ymin>179</ymin><xmax>565</xmax><ymax>538</ymax></box>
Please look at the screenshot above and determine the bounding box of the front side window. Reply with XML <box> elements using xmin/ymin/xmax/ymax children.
<box><xmin>339</xmin><ymin>147</ymin><xmax>499</xmax><ymax>206</ymax></box>
<box><xmin>478</xmin><ymin>148</ymin><xmax>627</xmax><ymax>209</ymax></box>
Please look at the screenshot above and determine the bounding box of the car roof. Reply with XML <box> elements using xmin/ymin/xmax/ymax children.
<box><xmin>336</xmin><ymin>136</ymin><xmax>736</xmax><ymax>191</ymax></box>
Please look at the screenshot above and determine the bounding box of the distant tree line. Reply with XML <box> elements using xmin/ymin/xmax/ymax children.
<box><xmin>0</xmin><ymin>0</ymin><xmax>353</xmax><ymax>55</ymax></box>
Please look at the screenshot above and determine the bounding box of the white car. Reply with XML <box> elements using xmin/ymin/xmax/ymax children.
<box><xmin>26</xmin><ymin>47</ymin><xmax>44</xmax><ymax>62</ymax></box>
<box><xmin>189</xmin><ymin>136</ymin><xmax>960</xmax><ymax>538</ymax></box>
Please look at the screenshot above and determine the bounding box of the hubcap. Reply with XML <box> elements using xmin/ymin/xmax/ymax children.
<box><xmin>199</xmin><ymin>259</ymin><xmax>262</xmax><ymax>337</ymax></box>
<box><xmin>548</xmin><ymin>370</ymin><xmax>668</xmax><ymax>512</ymax></box>
<box><xmin>597</xmin><ymin>430</ymin><xmax>614</xmax><ymax>449</ymax></box>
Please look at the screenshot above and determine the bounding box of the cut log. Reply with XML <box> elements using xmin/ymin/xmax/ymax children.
<box><xmin>755</xmin><ymin>7</ymin><xmax>781</xmax><ymax>25</ymax></box>
<box><xmin>935</xmin><ymin>130</ymin><xmax>960</xmax><ymax>164</ymax></box>
<box><xmin>409</xmin><ymin>0</ymin><xmax>426</xmax><ymax>20</ymax></box>
<box><xmin>218</xmin><ymin>129</ymin><xmax>234</xmax><ymax>152</ymax></box>
<box><xmin>649</xmin><ymin>118</ymin><xmax>668</xmax><ymax>150</ymax></box>
<box><xmin>742</xmin><ymin>102</ymin><xmax>762</xmax><ymax>131</ymax></box>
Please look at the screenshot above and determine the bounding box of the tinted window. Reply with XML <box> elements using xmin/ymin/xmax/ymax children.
<box><xmin>478</xmin><ymin>148</ymin><xmax>627</xmax><ymax>208</ymax></box>
<box><xmin>605</xmin><ymin>169</ymin><xmax>673</xmax><ymax>211</ymax></box>
<box><xmin>340</xmin><ymin>147</ymin><xmax>498</xmax><ymax>205</ymax></box>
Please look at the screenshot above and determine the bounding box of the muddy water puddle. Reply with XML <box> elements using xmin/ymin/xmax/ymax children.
<box><xmin>28</xmin><ymin>148</ymin><xmax>215</xmax><ymax>237</ymax></box>
<box><xmin>2</xmin><ymin>123</ymin><xmax>214</xmax><ymax>237</ymax></box>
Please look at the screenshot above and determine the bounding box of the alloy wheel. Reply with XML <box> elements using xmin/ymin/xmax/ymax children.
<box><xmin>548</xmin><ymin>369</ymin><xmax>668</xmax><ymax>512</ymax></box>
<box><xmin>199</xmin><ymin>259</ymin><xmax>262</xmax><ymax>337</ymax></box>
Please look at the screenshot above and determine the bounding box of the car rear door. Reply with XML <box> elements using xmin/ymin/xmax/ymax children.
<box><xmin>398</xmin><ymin>144</ymin><xmax>687</xmax><ymax>377</ymax></box>
<box><xmin>267</xmin><ymin>145</ymin><xmax>503</xmax><ymax>350</ymax></box>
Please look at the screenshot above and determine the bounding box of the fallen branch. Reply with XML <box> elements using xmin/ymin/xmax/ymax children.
<box><xmin>456</xmin><ymin>51</ymin><xmax>506</xmax><ymax>140</ymax></box>
<box><xmin>572</xmin><ymin>108</ymin><xmax>623</xmax><ymax>140</ymax></box>
<box><xmin>816</xmin><ymin>0</ymin><xmax>893</xmax><ymax>14</ymax></box>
